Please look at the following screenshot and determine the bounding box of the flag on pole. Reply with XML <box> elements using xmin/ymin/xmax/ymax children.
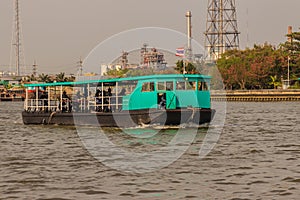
<box><xmin>175</xmin><ymin>47</ymin><xmax>185</xmax><ymax>57</ymax></box>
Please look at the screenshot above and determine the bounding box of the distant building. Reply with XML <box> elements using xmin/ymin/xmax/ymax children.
<box><xmin>99</xmin><ymin>64</ymin><xmax>123</xmax><ymax>76</ymax></box>
<box><xmin>140</xmin><ymin>44</ymin><xmax>167</xmax><ymax>69</ymax></box>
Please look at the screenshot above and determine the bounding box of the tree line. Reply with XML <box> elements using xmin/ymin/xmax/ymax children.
<box><xmin>173</xmin><ymin>30</ymin><xmax>300</xmax><ymax>90</ymax></box>
<box><xmin>216</xmin><ymin>31</ymin><xmax>300</xmax><ymax>90</ymax></box>
<box><xmin>25</xmin><ymin>72</ymin><xmax>75</xmax><ymax>83</ymax></box>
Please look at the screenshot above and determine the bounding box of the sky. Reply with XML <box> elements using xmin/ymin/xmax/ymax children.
<box><xmin>0</xmin><ymin>0</ymin><xmax>300</xmax><ymax>74</ymax></box>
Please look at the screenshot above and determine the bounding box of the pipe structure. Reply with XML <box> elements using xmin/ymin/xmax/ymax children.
<box><xmin>185</xmin><ymin>11</ymin><xmax>193</xmax><ymax>62</ymax></box>
<box><xmin>186</xmin><ymin>11</ymin><xmax>192</xmax><ymax>50</ymax></box>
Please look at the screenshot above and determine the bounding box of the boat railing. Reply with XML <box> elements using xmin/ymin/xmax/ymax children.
<box><xmin>88</xmin><ymin>95</ymin><xmax>124</xmax><ymax>112</ymax></box>
<box><xmin>25</xmin><ymin>99</ymin><xmax>60</xmax><ymax>112</ymax></box>
<box><xmin>24</xmin><ymin>94</ymin><xmax>125</xmax><ymax>113</ymax></box>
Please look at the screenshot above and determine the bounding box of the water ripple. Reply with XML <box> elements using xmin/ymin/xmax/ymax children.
<box><xmin>0</xmin><ymin>102</ymin><xmax>299</xmax><ymax>199</ymax></box>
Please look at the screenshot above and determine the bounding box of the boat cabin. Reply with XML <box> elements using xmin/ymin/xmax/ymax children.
<box><xmin>23</xmin><ymin>74</ymin><xmax>211</xmax><ymax>113</ymax></box>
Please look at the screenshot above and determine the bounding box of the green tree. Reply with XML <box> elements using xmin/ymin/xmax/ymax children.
<box><xmin>38</xmin><ymin>73</ymin><xmax>51</xmax><ymax>83</ymax></box>
<box><xmin>268</xmin><ymin>75</ymin><xmax>281</xmax><ymax>89</ymax></box>
<box><xmin>66</xmin><ymin>74</ymin><xmax>75</xmax><ymax>82</ymax></box>
<box><xmin>280</xmin><ymin>30</ymin><xmax>300</xmax><ymax>79</ymax></box>
<box><xmin>175</xmin><ymin>60</ymin><xmax>197</xmax><ymax>74</ymax></box>
<box><xmin>105</xmin><ymin>68</ymin><xmax>129</xmax><ymax>77</ymax></box>
<box><xmin>217</xmin><ymin>44</ymin><xmax>287</xmax><ymax>89</ymax></box>
<box><xmin>55</xmin><ymin>72</ymin><xmax>67</xmax><ymax>82</ymax></box>
<box><xmin>217</xmin><ymin>49</ymin><xmax>250</xmax><ymax>89</ymax></box>
<box><xmin>247</xmin><ymin>44</ymin><xmax>278</xmax><ymax>89</ymax></box>
<box><xmin>25</xmin><ymin>74</ymin><xmax>37</xmax><ymax>82</ymax></box>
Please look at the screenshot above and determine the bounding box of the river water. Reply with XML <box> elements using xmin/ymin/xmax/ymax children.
<box><xmin>0</xmin><ymin>101</ymin><xmax>299</xmax><ymax>199</ymax></box>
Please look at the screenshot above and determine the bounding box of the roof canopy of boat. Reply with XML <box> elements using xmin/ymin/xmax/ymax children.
<box><xmin>23</xmin><ymin>74</ymin><xmax>211</xmax><ymax>88</ymax></box>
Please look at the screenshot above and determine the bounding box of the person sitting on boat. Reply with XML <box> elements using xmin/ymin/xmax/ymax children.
<box><xmin>95</xmin><ymin>89</ymin><xmax>102</xmax><ymax>104</ymax></box>
<box><xmin>95</xmin><ymin>89</ymin><xmax>101</xmax><ymax>97</ymax></box>
<box><xmin>99</xmin><ymin>89</ymin><xmax>110</xmax><ymax>112</ymax></box>
<box><xmin>119</xmin><ymin>88</ymin><xmax>126</xmax><ymax>96</ymax></box>
<box><xmin>39</xmin><ymin>91</ymin><xmax>48</xmax><ymax>109</ymax></box>
<box><xmin>62</xmin><ymin>91</ymin><xmax>69</xmax><ymax>99</ymax></box>
<box><xmin>61</xmin><ymin>91</ymin><xmax>72</xmax><ymax>112</ymax></box>
<box><xmin>94</xmin><ymin>89</ymin><xmax>102</xmax><ymax>112</ymax></box>
<box><xmin>75</xmin><ymin>91</ymin><xmax>81</xmax><ymax>98</ymax></box>
<box><xmin>108</xmin><ymin>87</ymin><xmax>112</xmax><ymax>96</ymax></box>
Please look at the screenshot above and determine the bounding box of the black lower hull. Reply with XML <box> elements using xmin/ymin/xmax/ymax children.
<box><xmin>0</xmin><ymin>97</ymin><xmax>24</xmax><ymax>102</ymax></box>
<box><xmin>22</xmin><ymin>108</ymin><xmax>215</xmax><ymax>127</ymax></box>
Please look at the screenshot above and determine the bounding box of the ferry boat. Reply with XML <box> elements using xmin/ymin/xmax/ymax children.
<box><xmin>22</xmin><ymin>74</ymin><xmax>215</xmax><ymax>127</ymax></box>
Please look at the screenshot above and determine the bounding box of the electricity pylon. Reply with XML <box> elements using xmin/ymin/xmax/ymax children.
<box><xmin>204</xmin><ymin>0</ymin><xmax>240</xmax><ymax>61</ymax></box>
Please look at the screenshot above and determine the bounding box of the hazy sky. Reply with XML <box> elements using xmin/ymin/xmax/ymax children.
<box><xmin>0</xmin><ymin>0</ymin><xmax>300</xmax><ymax>74</ymax></box>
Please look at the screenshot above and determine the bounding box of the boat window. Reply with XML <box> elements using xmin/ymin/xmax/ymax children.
<box><xmin>119</xmin><ymin>80</ymin><xmax>138</xmax><ymax>94</ymax></box>
<box><xmin>166</xmin><ymin>81</ymin><xmax>173</xmax><ymax>91</ymax></box>
<box><xmin>186</xmin><ymin>81</ymin><xmax>196</xmax><ymax>90</ymax></box>
<box><xmin>157</xmin><ymin>81</ymin><xmax>174</xmax><ymax>91</ymax></box>
<box><xmin>142</xmin><ymin>82</ymin><xmax>155</xmax><ymax>92</ymax></box>
<box><xmin>157</xmin><ymin>82</ymin><xmax>165</xmax><ymax>91</ymax></box>
<box><xmin>198</xmin><ymin>81</ymin><xmax>209</xmax><ymax>91</ymax></box>
<box><xmin>203</xmin><ymin>82</ymin><xmax>209</xmax><ymax>90</ymax></box>
<box><xmin>176</xmin><ymin>81</ymin><xmax>186</xmax><ymax>90</ymax></box>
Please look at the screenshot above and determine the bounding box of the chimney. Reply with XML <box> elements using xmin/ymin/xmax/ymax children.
<box><xmin>185</xmin><ymin>11</ymin><xmax>193</xmax><ymax>62</ymax></box>
<box><xmin>186</xmin><ymin>11</ymin><xmax>192</xmax><ymax>50</ymax></box>
<box><xmin>288</xmin><ymin>26</ymin><xmax>292</xmax><ymax>43</ymax></box>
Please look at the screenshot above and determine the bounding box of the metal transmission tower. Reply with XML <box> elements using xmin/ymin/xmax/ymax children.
<box><xmin>204</xmin><ymin>0</ymin><xmax>240</xmax><ymax>61</ymax></box>
<box><xmin>77</xmin><ymin>57</ymin><xmax>83</xmax><ymax>76</ymax></box>
<box><xmin>12</xmin><ymin>0</ymin><xmax>25</xmax><ymax>76</ymax></box>
<box><xmin>32</xmin><ymin>60</ymin><xmax>38</xmax><ymax>76</ymax></box>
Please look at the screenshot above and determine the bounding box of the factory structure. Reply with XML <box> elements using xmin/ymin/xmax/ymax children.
<box><xmin>140</xmin><ymin>44</ymin><xmax>167</xmax><ymax>68</ymax></box>
<box><xmin>106</xmin><ymin>0</ymin><xmax>242</xmax><ymax>74</ymax></box>
<box><xmin>4</xmin><ymin>0</ymin><xmax>242</xmax><ymax>77</ymax></box>
<box><xmin>110</xmin><ymin>44</ymin><xmax>167</xmax><ymax>71</ymax></box>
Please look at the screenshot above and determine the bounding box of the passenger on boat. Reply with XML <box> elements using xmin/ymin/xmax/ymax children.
<box><xmin>75</xmin><ymin>91</ymin><xmax>81</xmax><ymax>99</ymax></box>
<box><xmin>108</xmin><ymin>87</ymin><xmax>112</xmax><ymax>96</ymax></box>
<box><xmin>158</xmin><ymin>93</ymin><xmax>166</xmax><ymax>109</ymax></box>
<box><xmin>95</xmin><ymin>89</ymin><xmax>102</xmax><ymax>112</ymax></box>
<box><xmin>119</xmin><ymin>88</ymin><xmax>126</xmax><ymax>96</ymax></box>
<box><xmin>103</xmin><ymin>89</ymin><xmax>110</xmax><ymax>112</ymax></box>
<box><xmin>62</xmin><ymin>91</ymin><xmax>69</xmax><ymax>99</ymax></box>
<box><xmin>39</xmin><ymin>91</ymin><xmax>48</xmax><ymax>109</ymax></box>
<box><xmin>95</xmin><ymin>89</ymin><xmax>102</xmax><ymax>101</ymax></box>
<box><xmin>95</xmin><ymin>89</ymin><xmax>101</xmax><ymax>97</ymax></box>
<box><xmin>62</xmin><ymin>91</ymin><xmax>72</xmax><ymax>112</ymax></box>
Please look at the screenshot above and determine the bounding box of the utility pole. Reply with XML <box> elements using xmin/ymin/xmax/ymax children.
<box><xmin>204</xmin><ymin>0</ymin><xmax>240</xmax><ymax>61</ymax></box>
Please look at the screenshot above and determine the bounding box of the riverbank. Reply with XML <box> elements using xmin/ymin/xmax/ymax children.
<box><xmin>211</xmin><ymin>89</ymin><xmax>300</xmax><ymax>101</ymax></box>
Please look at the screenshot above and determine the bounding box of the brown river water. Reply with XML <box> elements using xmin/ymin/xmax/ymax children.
<box><xmin>0</xmin><ymin>101</ymin><xmax>299</xmax><ymax>199</ymax></box>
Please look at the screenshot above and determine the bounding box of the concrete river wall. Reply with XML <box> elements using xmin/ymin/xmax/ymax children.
<box><xmin>211</xmin><ymin>89</ymin><xmax>300</xmax><ymax>102</ymax></box>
